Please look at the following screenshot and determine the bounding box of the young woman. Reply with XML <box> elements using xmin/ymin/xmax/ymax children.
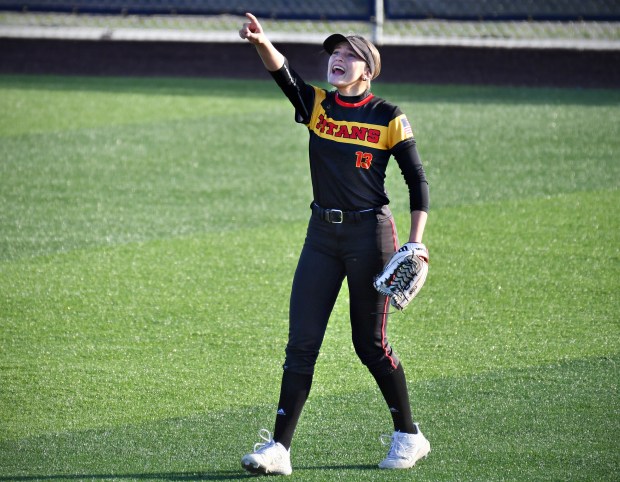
<box><xmin>238</xmin><ymin>13</ymin><xmax>431</xmax><ymax>475</ymax></box>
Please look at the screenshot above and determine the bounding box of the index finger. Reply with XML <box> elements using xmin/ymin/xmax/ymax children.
<box><xmin>245</xmin><ymin>12</ymin><xmax>259</xmax><ymax>24</ymax></box>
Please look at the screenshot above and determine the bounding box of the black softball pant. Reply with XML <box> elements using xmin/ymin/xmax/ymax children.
<box><xmin>284</xmin><ymin>205</ymin><xmax>402</xmax><ymax>379</ymax></box>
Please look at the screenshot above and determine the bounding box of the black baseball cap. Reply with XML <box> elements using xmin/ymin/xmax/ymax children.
<box><xmin>323</xmin><ymin>33</ymin><xmax>382</xmax><ymax>79</ymax></box>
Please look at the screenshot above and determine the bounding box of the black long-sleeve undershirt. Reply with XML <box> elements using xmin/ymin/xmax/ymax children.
<box><xmin>270</xmin><ymin>60</ymin><xmax>429</xmax><ymax>213</ymax></box>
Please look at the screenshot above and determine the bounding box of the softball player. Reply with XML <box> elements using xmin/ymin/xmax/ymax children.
<box><xmin>239</xmin><ymin>13</ymin><xmax>430</xmax><ymax>475</ymax></box>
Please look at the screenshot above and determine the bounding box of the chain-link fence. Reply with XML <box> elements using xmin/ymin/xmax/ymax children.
<box><xmin>2</xmin><ymin>0</ymin><xmax>620</xmax><ymax>20</ymax></box>
<box><xmin>1</xmin><ymin>0</ymin><xmax>619</xmax><ymax>49</ymax></box>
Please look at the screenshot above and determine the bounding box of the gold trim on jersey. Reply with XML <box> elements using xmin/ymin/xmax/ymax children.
<box><xmin>306</xmin><ymin>86</ymin><xmax>414</xmax><ymax>151</ymax></box>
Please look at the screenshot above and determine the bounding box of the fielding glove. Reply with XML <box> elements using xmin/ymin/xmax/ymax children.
<box><xmin>373</xmin><ymin>242</ymin><xmax>429</xmax><ymax>311</ymax></box>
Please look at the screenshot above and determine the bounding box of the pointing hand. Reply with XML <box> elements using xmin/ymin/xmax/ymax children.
<box><xmin>239</xmin><ymin>12</ymin><xmax>265</xmax><ymax>45</ymax></box>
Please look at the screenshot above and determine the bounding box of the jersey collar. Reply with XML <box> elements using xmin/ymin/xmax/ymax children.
<box><xmin>335</xmin><ymin>91</ymin><xmax>374</xmax><ymax>108</ymax></box>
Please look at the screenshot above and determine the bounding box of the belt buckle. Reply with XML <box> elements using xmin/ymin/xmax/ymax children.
<box><xmin>327</xmin><ymin>209</ymin><xmax>343</xmax><ymax>223</ymax></box>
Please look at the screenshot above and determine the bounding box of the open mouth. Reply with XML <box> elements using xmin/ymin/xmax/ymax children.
<box><xmin>331</xmin><ymin>65</ymin><xmax>346</xmax><ymax>76</ymax></box>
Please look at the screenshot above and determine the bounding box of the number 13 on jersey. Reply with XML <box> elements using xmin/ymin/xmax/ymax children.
<box><xmin>355</xmin><ymin>151</ymin><xmax>373</xmax><ymax>169</ymax></box>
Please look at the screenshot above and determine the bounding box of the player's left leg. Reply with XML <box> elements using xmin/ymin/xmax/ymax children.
<box><xmin>346</xmin><ymin>249</ymin><xmax>417</xmax><ymax>434</ymax></box>
<box><xmin>347</xmin><ymin>265</ymin><xmax>431</xmax><ymax>469</ymax></box>
<box><xmin>343</xmin><ymin>211</ymin><xmax>431</xmax><ymax>468</ymax></box>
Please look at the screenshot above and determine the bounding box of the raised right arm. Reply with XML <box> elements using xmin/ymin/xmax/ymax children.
<box><xmin>239</xmin><ymin>12</ymin><xmax>285</xmax><ymax>72</ymax></box>
<box><xmin>240</xmin><ymin>13</ymin><xmax>315</xmax><ymax>125</ymax></box>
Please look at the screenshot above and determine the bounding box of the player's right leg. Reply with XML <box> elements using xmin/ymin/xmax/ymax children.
<box><xmin>242</xmin><ymin>217</ymin><xmax>345</xmax><ymax>475</ymax></box>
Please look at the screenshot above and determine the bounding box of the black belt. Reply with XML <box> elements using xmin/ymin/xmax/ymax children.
<box><xmin>312</xmin><ymin>203</ymin><xmax>378</xmax><ymax>224</ymax></box>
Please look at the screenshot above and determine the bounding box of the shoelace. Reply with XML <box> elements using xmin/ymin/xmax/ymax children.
<box><xmin>380</xmin><ymin>434</ymin><xmax>407</xmax><ymax>460</ymax></box>
<box><xmin>253</xmin><ymin>428</ymin><xmax>276</xmax><ymax>453</ymax></box>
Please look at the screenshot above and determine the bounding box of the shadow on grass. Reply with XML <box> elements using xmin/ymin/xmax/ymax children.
<box><xmin>1</xmin><ymin>357</ymin><xmax>617</xmax><ymax>480</ymax></box>
<box><xmin>0</xmin><ymin>465</ymin><xmax>377</xmax><ymax>481</ymax></box>
<box><xmin>298</xmin><ymin>464</ymin><xmax>377</xmax><ymax>471</ymax></box>
<box><xmin>0</xmin><ymin>472</ymin><xmax>251</xmax><ymax>481</ymax></box>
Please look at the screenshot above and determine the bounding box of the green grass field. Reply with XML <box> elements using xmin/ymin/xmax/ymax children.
<box><xmin>1</xmin><ymin>74</ymin><xmax>618</xmax><ymax>481</ymax></box>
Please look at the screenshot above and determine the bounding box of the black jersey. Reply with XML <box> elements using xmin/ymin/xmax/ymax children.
<box><xmin>271</xmin><ymin>60</ymin><xmax>429</xmax><ymax>212</ymax></box>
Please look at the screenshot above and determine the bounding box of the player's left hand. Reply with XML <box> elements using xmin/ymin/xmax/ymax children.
<box><xmin>374</xmin><ymin>242</ymin><xmax>429</xmax><ymax>311</ymax></box>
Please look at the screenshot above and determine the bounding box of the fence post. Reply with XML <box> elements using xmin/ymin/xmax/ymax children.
<box><xmin>372</xmin><ymin>0</ymin><xmax>384</xmax><ymax>45</ymax></box>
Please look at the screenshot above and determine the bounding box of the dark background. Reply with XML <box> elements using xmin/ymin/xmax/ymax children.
<box><xmin>1</xmin><ymin>38</ymin><xmax>619</xmax><ymax>88</ymax></box>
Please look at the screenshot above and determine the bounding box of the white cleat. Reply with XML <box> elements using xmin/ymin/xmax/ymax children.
<box><xmin>241</xmin><ymin>429</ymin><xmax>292</xmax><ymax>476</ymax></box>
<box><xmin>378</xmin><ymin>425</ymin><xmax>431</xmax><ymax>469</ymax></box>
